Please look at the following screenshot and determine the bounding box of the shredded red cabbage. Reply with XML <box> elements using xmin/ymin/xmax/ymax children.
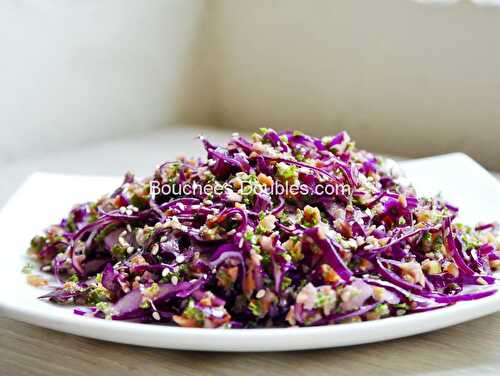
<box><xmin>27</xmin><ymin>129</ymin><xmax>500</xmax><ymax>328</ymax></box>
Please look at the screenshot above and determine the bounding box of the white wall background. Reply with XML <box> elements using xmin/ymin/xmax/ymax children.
<box><xmin>1</xmin><ymin>0</ymin><xmax>500</xmax><ymax>169</ymax></box>
<box><xmin>0</xmin><ymin>0</ymin><xmax>212</xmax><ymax>165</ymax></box>
<box><xmin>208</xmin><ymin>0</ymin><xmax>500</xmax><ymax>169</ymax></box>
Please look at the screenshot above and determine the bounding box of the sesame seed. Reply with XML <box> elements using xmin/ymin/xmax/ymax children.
<box><xmin>119</xmin><ymin>207</ymin><xmax>126</xmax><ymax>213</ymax></box>
<box><xmin>160</xmin><ymin>236</ymin><xmax>167</xmax><ymax>242</ymax></box>
<box><xmin>151</xmin><ymin>244</ymin><xmax>159</xmax><ymax>255</ymax></box>
<box><xmin>161</xmin><ymin>268</ymin><xmax>169</xmax><ymax>277</ymax></box>
<box><xmin>126</xmin><ymin>224</ymin><xmax>132</xmax><ymax>232</ymax></box>
<box><xmin>256</xmin><ymin>289</ymin><xmax>266</xmax><ymax>299</ymax></box>
<box><xmin>171</xmin><ymin>276</ymin><xmax>179</xmax><ymax>285</ymax></box>
<box><xmin>127</xmin><ymin>246</ymin><xmax>134</xmax><ymax>254</ymax></box>
<box><xmin>176</xmin><ymin>255</ymin><xmax>185</xmax><ymax>263</ymax></box>
<box><xmin>119</xmin><ymin>237</ymin><xmax>130</xmax><ymax>247</ymax></box>
<box><xmin>125</xmin><ymin>209</ymin><xmax>133</xmax><ymax>216</ymax></box>
<box><xmin>152</xmin><ymin>311</ymin><xmax>161</xmax><ymax>321</ymax></box>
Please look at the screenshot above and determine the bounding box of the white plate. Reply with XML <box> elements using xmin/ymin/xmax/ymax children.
<box><xmin>0</xmin><ymin>153</ymin><xmax>499</xmax><ymax>352</ymax></box>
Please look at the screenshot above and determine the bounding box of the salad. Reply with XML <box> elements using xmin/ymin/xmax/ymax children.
<box><xmin>26</xmin><ymin>129</ymin><xmax>499</xmax><ymax>328</ymax></box>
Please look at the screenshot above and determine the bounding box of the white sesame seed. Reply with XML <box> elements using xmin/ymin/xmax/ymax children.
<box><xmin>152</xmin><ymin>311</ymin><xmax>161</xmax><ymax>321</ymax></box>
<box><xmin>41</xmin><ymin>265</ymin><xmax>51</xmax><ymax>272</ymax></box>
<box><xmin>151</xmin><ymin>244</ymin><xmax>159</xmax><ymax>255</ymax></box>
<box><xmin>125</xmin><ymin>209</ymin><xmax>133</xmax><ymax>216</ymax></box>
<box><xmin>161</xmin><ymin>268</ymin><xmax>169</xmax><ymax>277</ymax></box>
<box><xmin>160</xmin><ymin>236</ymin><xmax>167</xmax><ymax>242</ymax></box>
<box><xmin>176</xmin><ymin>255</ymin><xmax>185</xmax><ymax>263</ymax></box>
<box><xmin>171</xmin><ymin>276</ymin><xmax>178</xmax><ymax>285</ymax></box>
<box><xmin>127</xmin><ymin>246</ymin><xmax>134</xmax><ymax>254</ymax></box>
<box><xmin>126</xmin><ymin>224</ymin><xmax>132</xmax><ymax>232</ymax></box>
<box><xmin>119</xmin><ymin>206</ymin><xmax>126</xmax><ymax>213</ymax></box>
<box><xmin>119</xmin><ymin>237</ymin><xmax>129</xmax><ymax>248</ymax></box>
<box><xmin>256</xmin><ymin>289</ymin><xmax>266</xmax><ymax>299</ymax></box>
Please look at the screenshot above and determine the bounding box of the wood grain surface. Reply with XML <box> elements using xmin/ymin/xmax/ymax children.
<box><xmin>2</xmin><ymin>312</ymin><xmax>500</xmax><ymax>376</ymax></box>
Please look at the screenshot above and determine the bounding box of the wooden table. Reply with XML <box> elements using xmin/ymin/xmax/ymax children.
<box><xmin>2</xmin><ymin>313</ymin><xmax>500</xmax><ymax>376</ymax></box>
<box><xmin>2</xmin><ymin>129</ymin><xmax>499</xmax><ymax>375</ymax></box>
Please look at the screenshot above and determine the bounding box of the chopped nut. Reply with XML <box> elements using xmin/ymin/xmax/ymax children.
<box><xmin>365</xmin><ymin>311</ymin><xmax>381</xmax><ymax>321</ymax></box>
<box><xmin>235</xmin><ymin>202</ymin><xmax>246</xmax><ymax>210</ymax></box>
<box><xmin>259</xmin><ymin>214</ymin><xmax>277</xmax><ymax>233</ymax></box>
<box><xmin>257</xmin><ymin>173</ymin><xmax>273</xmax><ymax>187</ymax></box>
<box><xmin>359</xmin><ymin>258</ymin><xmax>374</xmax><ymax>272</ymax></box>
<box><xmin>130</xmin><ymin>255</ymin><xmax>147</xmax><ymax>266</ymax></box>
<box><xmin>27</xmin><ymin>274</ymin><xmax>48</xmax><ymax>287</ymax></box>
<box><xmin>285</xmin><ymin>306</ymin><xmax>296</xmax><ymax>326</ymax></box>
<box><xmin>303</xmin><ymin>205</ymin><xmax>321</xmax><ymax>226</ymax></box>
<box><xmin>490</xmin><ymin>259</ymin><xmax>500</xmax><ymax>270</ymax></box>
<box><xmin>321</xmin><ymin>264</ymin><xmax>340</xmax><ymax>284</ymax></box>
<box><xmin>422</xmin><ymin>259</ymin><xmax>442</xmax><ymax>275</ymax></box>
<box><xmin>444</xmin><ymin>262</ymin><xmax>459</xmax><ymax>278</ymax></box>
<box><xmin>283</xmin><ymin>237</ymin><xmax>303</xmax><ymax>262</ymax></box>
<box><xmin>173</xmin><ymin>315</ymin><xmax>201</xmax><ymax>328</ymax></box>
<box><xmin>399</xmin><ymin>262</ymin><xmax>426</xmax><ymax>286</ymax></box>
<box><xmin>398</xmin><ymin>194</ymin><xmax>407</xmax><ymax>208</ymax></box>
<box><xmin>231</xmin><ymin>177</ymin><xmax>243</xmax><ymax>189</ymax></box>
<box><xmin>373</xmin><ymin>286</ymin><xmax>385</xmax><ymax>301</ymax></box>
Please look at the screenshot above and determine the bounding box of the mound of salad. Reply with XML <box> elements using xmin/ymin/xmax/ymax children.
<box><xmin>26</xmin><ymin>129</ymin><xmax>499</xmax><ymax>328</ymax></box>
